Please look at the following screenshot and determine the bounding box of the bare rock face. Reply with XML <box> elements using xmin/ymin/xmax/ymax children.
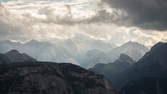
<box><xmin>0</xmin><ymin>62</ymin><xmax>118</xmax><ymax>94</ymax></box>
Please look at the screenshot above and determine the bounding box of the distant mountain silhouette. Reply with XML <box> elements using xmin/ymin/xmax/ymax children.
<box><xmin>90</xmin><ymin>42</ymin><xmax>167</xmax><ymax>92</ymax></box>
<box><xmin>79</xmin><ymin>49</ymin><xmax>110</xmax><ymax>68</ymax></box>
<box><xmin>0</xmin><ymin>62</ymin><xmax>118</xmax><ymax>94</ymax></box>
<box><xmin>79</xmin><ymin>41</ymin><xmax>148</xmax><ymax>68</ymax></box>
<box><xmin>114</xmin><ymin>42</ymin><xmax>167</xmax><ymax>90</ymax></box>
<box><xmin>0</xmin><ymin>50</ymin><xmax>36</xmax><ymax>64</ymax></box>
<box><xmin>108</xmin><ymin>41</ymin><xmax>149</xmax><ymax>62</ymax></box>
<box><xmin>0</xmin><ymin>39</ymin><xmax>116</xmax><ymax>66</ymax></box>
<box><xmin>90</xmin><ymin>54</ymin><xmax>135</xmax><ymax>81</ymax></box>
<box><xmin>0</xmin><ymin>40</ymin><xmax>148</xmax><ymax>67</ymax></box>
<box><xmin>119</xmin><ymin>42</ymin><xmax>167</xmax><ymax>94</ymax></box>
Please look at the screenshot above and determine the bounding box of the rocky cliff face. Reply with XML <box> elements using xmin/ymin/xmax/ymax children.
<box><xmin>0</xmin><ymin>62</ymin><xmax>118</xmax><ymax>94</ymax></box>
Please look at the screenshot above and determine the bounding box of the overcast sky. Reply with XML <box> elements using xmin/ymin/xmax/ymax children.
<box><xmin>0</xmin><ymin>0</ymin><xmax>167</xmax><ymax>47</ymax></box>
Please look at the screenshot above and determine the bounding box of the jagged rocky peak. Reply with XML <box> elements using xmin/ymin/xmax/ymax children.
<box><xmin>0</xmin><ymin>62</ymin><xmax>118</xmax><ymax>94</ymax></box>
<box><xmin>117</xmin><ymin>54</ymin><xmax>135</xmax><ymax>65</ymax></box>
<box><xmin>109</xmin><ymin>41</ymin><xmax>149</xmax><ymax>62</ymax></box>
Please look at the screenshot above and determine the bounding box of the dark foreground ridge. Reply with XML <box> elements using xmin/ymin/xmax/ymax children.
<box><xmin>0</xmin><ymin>62</ymin><xmax>118</xmax><ymax>94</ymax></box>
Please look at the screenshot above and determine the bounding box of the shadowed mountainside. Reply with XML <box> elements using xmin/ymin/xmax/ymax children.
<box><xmin>0</xmin><ymin>50</ymin><xmax>36</xmax><ymax>64</ymax></box>
<box><xmin>90</xmin><ymin>54</ymin><xmax>135</xmax><ymax>83</ymax></box>
<box><xmin>90</xmin><ymin>42</ymin><xmax>167</xmax><ymax>93</ymax></box>
<box><xmin>0</xmin><ymin>62</ymin><xmax>118</xmax><ymax>94</ymax></box>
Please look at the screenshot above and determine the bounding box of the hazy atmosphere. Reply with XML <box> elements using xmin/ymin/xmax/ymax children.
<box><xmin>0</xmin><ymin>0</ymin><xmax>167</xmax><ymax>66</ymax></box>
<box><xmin>0</xmin><ymin>0</ymin><xmax>167</xmax><ymax>94</ymax></box>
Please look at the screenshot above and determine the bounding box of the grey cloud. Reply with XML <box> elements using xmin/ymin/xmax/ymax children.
<box><xmin>102</xmin><ymin>0</ymin><xmax>167</xmax><ymax>31</ymax></box>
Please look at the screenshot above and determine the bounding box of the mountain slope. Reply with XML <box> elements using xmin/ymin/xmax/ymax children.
<box><xmin>113</xmin><ymin>42</ymin><xmax>167</xmax><ymax>89</ymax></box>
<box><xmin>121</xmin><ymin>77</ymin><xmax>167</xmax><ymax>94</ymax></box>
<box><xmin>90</xmin><ymin>42</ymin><xmax>167</xmax><ymax>90</ymax></box>
<box><xmin>0</xmin><ymin>53</ymin><xmax>10</xmax><ymax>64</ymax></box>
<box><xmin>5</xmin><ymin>50</ymin><xmax>36</xmax><ymax>63</ymax></box>
<box><xmin>79</xmin><ymin>49</ymin><xmax>110</xmax><ymax>68</ymax></box>
<box><xmin>0</xmin><ymin>62</ymin><xmax>118</xmax><ymax>94</ymax></box>
<box><xmin>79</xmin><ymin>41</ymin><xmax>148</xmax><ymax>68</ymax></box>
<box><xmin>109</xmin><ymin>41</ymin><xmax>149</xmax><ymax>61</ymax></box>
<box><xmin>0</xmin><ymin>50</ymin><xmax>36</xmax><ymax>64</ymax></box>
<box><xmin>90</xmin><ymin>54</ymin><xmax>135</xmax><ymax>80</ymax></box>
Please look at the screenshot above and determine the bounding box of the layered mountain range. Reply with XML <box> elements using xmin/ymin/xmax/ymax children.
<box><xmin>0</xmin><ymin>50</ymin><xmax>118</xmax><ymax>94</ymax></box>
<box><xmin>90</xmin><ymin>42</ymin><xmax>167</xmax><ymax>94</ymax></box>
<box><xmin>0</xmin><ymin>40</ymin><xmax>148</xmax><ymax>68</ymax></box>
<box><xmin>1</xmin><ymin>40</ymin><xmax>166</xmax><ymax>94</ymax></box>
<box><xmin>79</xmin><ymin>41</ymin><xmax>149</xmax><ymax>68</ymax></box>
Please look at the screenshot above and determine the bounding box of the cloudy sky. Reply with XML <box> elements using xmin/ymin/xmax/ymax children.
<box><xmin>0</xmin><ymin>0</ymin><xmax>167</xmax><ymax>47</ymax></box>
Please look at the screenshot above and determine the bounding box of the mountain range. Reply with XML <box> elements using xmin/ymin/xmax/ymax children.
<box><xmin>77</xmin><ymin>41</ymin><xmax>149</xmax><ymax>68</ymax></box>
<box><xmin>0</xmin><ymin>49</ymin><xmax>119</xmax><ymax>94</ymax></box>
<box><xmin>0</xmin><ymin>39</ymin><xmax>115</xmax><ymax>66</ymax></box>
<box><xmin>90</xmin><ymin>42</ymin><xmax>167</xmax><ymax>94</ymax></box>
<box><xmin>0</xmin><ymin>42</ymin><xmax>167</xmax><ymax>94</ymax></box>
<box><xmin>0</xmin><ymin>40</ymin><xmax>149</xmax><ymax>68</ymax></box>
<box><xmin>108</xmin><ymin>41</ymin><xmax>149</xmax><ymax>62</ymax></box>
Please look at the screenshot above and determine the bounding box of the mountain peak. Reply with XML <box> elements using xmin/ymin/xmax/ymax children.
<box><xmin>151</xmin><ymin>42</ymin><xmax>167</xmax><ymax>51</ymax></box>
<box><xmin>119</xmin><ymin>54</ymin><xmax>132</xmax><ymax>60</ymax></box>
<box><xmin>4</xmin><ymin>49</ymin><xmax>36</xmax><ymax>63</ymax></box>
<box><xmin>118</xmin><ymin>54</ymin><xmax>134</xmax><ymax>64</ymax></box>
<box><xmin>7</xmin><ymin>50</ymin><xmax>19</xmax><ymax>53</ymax></box>
<box><xmin>123</xmin><ymin>41</ymin><xmax>145</xmax><ymax>47</ymax></box>
<box><xmin>6</xmin><ymin>50</ymin><xmax>20</xmax><ymax>55</ymax></box>
<box><xmin>112</xmin><ymin>41</ymin><xmax>149</xmax><ymax>61</ymax></box>
<box><xmin>138</xmin><ymin>42</ymin><xmax>167</xmax><ymax>69</ymax></box>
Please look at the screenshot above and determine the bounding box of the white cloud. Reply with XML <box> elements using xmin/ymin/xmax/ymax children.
<box><xmin>0</xmin><ymin>0</ymin><xmax>166</xmax><ymax>47</ymax></box>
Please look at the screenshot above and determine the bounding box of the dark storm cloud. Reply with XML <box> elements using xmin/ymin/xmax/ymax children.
<box><xmin>103</xmin><ymin>0</ymin><xmax>167</xmax><ymax>31</ymax></box>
